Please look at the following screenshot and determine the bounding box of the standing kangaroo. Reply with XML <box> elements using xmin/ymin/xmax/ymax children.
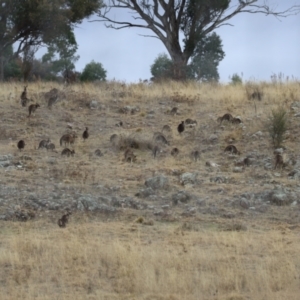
<box><xmin>21</xmin><ymin>85</ymin><xmax>29</xmax><ymax>107</ymax></box>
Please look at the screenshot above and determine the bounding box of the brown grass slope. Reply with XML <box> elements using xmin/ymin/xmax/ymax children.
<box><xmin>0</xmin><ymin>80</ymin><xmax>300</xmax><ymax>299</ymax></box>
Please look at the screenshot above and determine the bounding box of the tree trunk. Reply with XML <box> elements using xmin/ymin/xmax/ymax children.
<box><xmin>170</xmin><ymin>53</ymin><xmax>189</xmax><ymax>81</ymax></box>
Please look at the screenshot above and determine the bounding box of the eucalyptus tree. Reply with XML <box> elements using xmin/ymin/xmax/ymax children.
<box><xmin>96</xmin><ymin>0</ymin><xmax>300</xmax><ymax>80</ymax></box>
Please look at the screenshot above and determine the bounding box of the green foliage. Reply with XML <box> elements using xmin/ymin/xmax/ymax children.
<box><xmin>230</xmin><ymin>73</ymin><xmax>243</xmax><ymax>85</ymax></box>
<box><xmin>189</xmin><ymin>33</ymin><xmax>225</xmax><ymax>82</ymax></box>
<box><xmin>151</xmin><ymin>33</ymin><xmax>225</xmax><ymax>82</ymax></box>
<box><xmin>0</xmin><ymin>0</ymin><xmax>102</xmax><ymax>57</ymax></box>
<box><xmin>80</xmin><ymin>61</ymin><xmax>107</xmax><ymax>82</ymax></box>
<box><xmin>1</xmin><ymin>45</ymin><xmax>22</xmax><ymax>80</ymax></box>
<box><xmin>42</xmin><ymin>31</ymin><xmax>79</xmax><ymax>77</ymax></box>
<box><xmin>181</xmin><ymin>0</ymin><xmax>230</xmax><ymax>57</ymax></box>
<box><xmin>267</xmin><ymin>107</ymin><xmax>288</xmax><ymax>148</ymax></box>
<box><xmin>150</xmin><ymin>54</ymin><xmax>173</xmax><ymax>80</ymax></box>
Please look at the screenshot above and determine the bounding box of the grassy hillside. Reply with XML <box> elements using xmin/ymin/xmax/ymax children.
<box><xmin>0</xmin><ymin>80</ymin><xmax>300</xmax><ymax>299</ymax></box>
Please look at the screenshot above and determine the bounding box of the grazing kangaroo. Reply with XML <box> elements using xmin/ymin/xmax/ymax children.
<box><xmin>38</xmin><ymin>139</ymin><xmax>50</xmax><ymax>149</ymax></box>
<box><xmin>235</xmin><ymin>157</ymin><xmax>251</xmax><ymax>167</ymax></box>
<box><xmin>124</xmin><ymin>148</ymin><xmax>136</xmax><ymax>163</ymax></box>
<box><xmin>82</xmin><ymin>127</ymin><xmax>89</xmax><ymax>141</ymax></box>
<box><xmin>94</xmin><ymin>149</ymin><xmax>103</xmax><ymax>157</ymax></box>
<box><xmin>20</xmin><ymin>85</ymin><xmax>29</xmax><ymax>107</ymax></box>
<box><xmin>153</xmin><ymin>132</ymin><xmax>169</xmax><ymax>145</ymax></box>
<box><xmin>58</xmin><ymin>212</ymin><xmax>72</xmax><ymax>228</ymax></box>
<box><xmin>185</xmin><ymin>118</ymin><xmax>198</xmax><ymax>127</ymax></box>
<box><xmin>60</xmin><ymin>133</ymin><xmax>77</xmax><ymax>146</ymax></box>
<box><xmin>61</xmin><ymin>148</ymin><xmax>75</xmax><ymax>157</ymax></box>
<box><xmin>231</xmin><ymin>117</ymin><xmax>242</xmax><ymax>124</ymax></box>
<box><xmin>46</xmin><ymin>143</ymin><xmax>56</xmax><ymax>151</ymax></box>
<box><xmin>224</xmin><ymin>144</ymin><xmax>240</xmax><ymax>155</ymax></box>
<box><xmin>218</xmin><ymin>113</ymin><xmax>233</xmax><ymax>124</ymax></box>
<box><xmin>170</xmin><ymin>107</ymin><xmax>178</xmax><ymax>115</ymax></box>
<box><xmin>28</xmin><ymin>104</ymin><xmax>40</xmax><ymax>117</ymax></box>
<box><xmin>17</xmin><ymin>140</ymin><xmax>25</xmax><ymax>151</ymax></box>
<box><xmin>162</xmin><ymin>125</ymin><xmax>171</xmax><ymax>133</ymax></box>
<box><xmin>171</xmin><ymin>147</ymin><xmax>180</xmax><ymax>157</ymax></box>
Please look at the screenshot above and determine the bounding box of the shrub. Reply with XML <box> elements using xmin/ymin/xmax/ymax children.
<box><xmin>230</xmin><ymin>73</ymin><xmax>243</xmax><ymax>85</ymax></box>
<box><xmin>267</xmin><ymin>107</ymin><xmax>288</xmax><ymax>148</ymax></box>
<box><xmin>80</xmin><ymin>60</ymin><xmax>107</xmax><ymax>82</ymax></box>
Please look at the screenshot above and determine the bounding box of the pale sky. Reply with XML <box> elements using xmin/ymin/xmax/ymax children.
<box><xmin>70</xmin><ymin>1</ymin><xmax>300</xmax><ymax>83</ymax></box>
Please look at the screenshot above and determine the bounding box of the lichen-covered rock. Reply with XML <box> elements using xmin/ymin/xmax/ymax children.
<box><xmin>145</xmin><ymin>175</ymin><xmax>169</xmax><ymax>190</ymax></box>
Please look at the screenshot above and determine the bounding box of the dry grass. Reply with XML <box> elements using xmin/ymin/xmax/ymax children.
<box><xmin>1</xmin><ymin>80</ymin><xmax>300</xmax><ymax>299</ymax></box>
<box><xmin>1</xmin><ymin>217</ymin><xmax>300</xmax><ymax>300</ymax></box>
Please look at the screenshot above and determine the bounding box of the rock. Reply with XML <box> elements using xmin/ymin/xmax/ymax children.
<box><xmin>120</xmin><ymin>105</ymin><xmax>140</xmax><ymax>114</ymax></box>
<box><xmin>181</xmin><ymin>207</ymin><xmax>196</xmax><ymax>216</ymax></box>
<box><xmin>196</xmin><ymin>199</ymin><xmax>207</xmax><ymax>206</ymax></box>
<box><xmin>89</xmin><ymin>100</ymin><xmax>99</xmax><ymax>109</ymax></box>
<box><xmin>135</xmin><ymin>187</ymin><xmax>155</xmax><ymax>198</ymax></box>
<box><xmin>233</xmin><ymin>167</ymin><xmax>244</xmax><ymax>173</ymax></box>
<box><xmin>0</xmin><ymin>154</ymin><xmax>13</xmax><ymax>161</ymax></box>
<box><xmin>0</xmin><ymin>161</ymin><xmax>11</xmax><ymax>168</ymax></box>
<box><xmin>210</xmin><ymin>176</ymin><xmax>227</xmax><ymax>183</ymax></box>
<box><xmin>256</xmin><ymin>204</ymin><xmax>268</xmax><ymax>213</ymax></box>
<box><xmin>240</xmin><ymin>198</ymin><xmax>250</xmax><ymax>209</ymax></box>
<box><xmin>267</xmin><ymin>188</ymin><xmax>294</xmax><ymax>206</ymax></box>
<box><xmin>291</xmin><ymin>101</ymin><xmax>300</xmax><ymax>108</ymax></box>
<box><xmin>180</xmin><ymin>172</ymin><xmax>198</xmax><ymax>186</ymax></box>
<box><xmin>172</xmin><ymin>191</ymin><xmax>192</xmax><ymax>205</ymax></box>
<box><xmin>77</xmin><ymin>195</ymin><xmax>116</xmax><ymax>213</ymax></box>
<box><xmin>145</xmin><ymin>175</ymin><xmax>169</xmax><ymax>190</ymax></box>
<box><xmin>208</xmin><ymin>134</ymin><xmax>218</xmax><ymax>143</ymax></box>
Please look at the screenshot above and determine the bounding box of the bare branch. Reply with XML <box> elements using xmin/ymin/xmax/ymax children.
<box><xmin>95</xmin><ymin>0</ymin><xmax>300</xmax><ymax>79</ymax></box>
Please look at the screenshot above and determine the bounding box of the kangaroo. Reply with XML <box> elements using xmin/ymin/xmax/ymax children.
<box><xmin>224</xmin><ymin>144</ymin><xmax>240</xmax><ymax>155</ymax></box>
<box><xmin>61</xmin><ymin>148</ymin><xmax>75</xmax><ymax>157</ymax></box>
<box><xmin>153</xmin><ymin>132</ymin><xmax>169</xmax><ymax>145</ymax></box>
<box><xmin>58</xmin><ymin>212</ymin><xmax>72</xmax><ymax>228</ymax></box>
<box><xmin>162</xmin><ymin>125</ymin><xmax>171</xmax><ymax>133</ymax></box>
<box><xmin>20</xmin><ymin>85</ymin><xmax>29</xmax><ymax>107</ymax></box>
<box><xmin>218</xmin><ymin>113</ymin><xmax>233</xmax><ymax>124</ymax></box>
<box><xmin>177</xmin><ymin>121</ymin><xmax>185</xmax><ymax>134</ymax></box>
<box><xmin>48</xmin><ymin>94</ymin><xmax>58</xmax><ymax>108</ymax></box>
<box><xmin>152</xmin><ymin>145</ymin><xmax>160</xmax><ymax>158</ymax></box>
<box><xmin>191</xmin><ymin>150</ymin><xmax>200</xmax><ymax>161</ymax></box>
<box><xmin>274</xmin><ymin>153</ymin><xmax>284</xmax><ymax>169</ymax></box>
<box><xmin>82</xmin><ymin>127</ymin><xmax>89</xmax><ymax>141</ymax></box>
<box><xmin>94</xmin><ymin>149</ymin><xmax>103</xmax><ymax>157</ymax></box>
<box><xmin>171</xmin><ymin>147</ymin><xmax>180</xmax><ymax>157</ymax></box>
<box><xmin>17</xmin><ymin>140</ymin><xmax>25</xmax><ymax>151</ymax></box>
<box><xmin>185</xmin><ymin>118</ymin><xmax>198</xmax><ymax>128</ymax></box>
<box><xmin>46</xmin><ymin>143</ymin><xmax>56</xmax><ymax>151</ymax></box>
<box><xmin>38</xmin><ymin>139</ymin><xmax>50</xmax><ymax>149</ymax></box>
<box><xmin>231</xmin><ymin>117</ymin><xmax>242</xmax><ymax>124</ymax></box>
<box><xmin>60</xmin><ymin>133</ymin><xmax>77</xmax><ymax>147</ymax></box>
<box><xmin>170</xmin><ymin>107</ymin><xmax>178</xmax><ymax>115</ymax></box>
<box><xmin>28</xmin><ymin>104</ymin><xmax>40</xmax><ymax>117</ymax></box>
<box><xmin>124</xmin><ymin>148</ymin><xmax>136</xmax><ymax>163</ymax></box>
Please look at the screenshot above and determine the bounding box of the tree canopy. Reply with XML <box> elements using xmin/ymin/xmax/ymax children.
<box><xmin>0</xmin><ymin>0</ymin><xmax>102</xmax><ymax>80</ymax></box>
<box><xmin>151</xmin><ymin>32</ymin><xmax>225</xmax><ymax>82</ymax></box>
<box><xmin>96</xmin><ymin>0</ymin><xmax>300</xmax><ymax>80</ymax></box>
<box><xmin>80</xmin><ymin>61</ymin><xmax>107</xmax><ymax>82</ymax></box>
